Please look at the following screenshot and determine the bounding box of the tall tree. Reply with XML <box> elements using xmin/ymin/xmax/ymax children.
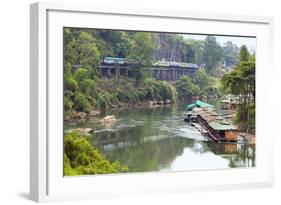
<box><xmin>192</xmin><ymin>68</ymin><xmax>213</xmax><ymax>94</ymax></box>
<box><xmin>239</xmin><ymin>45</ymin><xmax>250</xmax><ymax>62</ymax></box>
<box><xmin>202</xmin><ymin>36</ymin><xmax>223</xmax><ymax>75</ymax></box>
<box><xmin>175</xmin><ymin>76</ymin><xmax>200</xmax><ymax>98</ymax></box>
<box><xmin>64</xmin><ymin>29</ymin><xmax>100</xmax><ymax>80</ymax></box>
<box><xmin>185</xmin><ymin>39</ymin><xmax>204</xmax><ymax>64</ymax></box>
<box><xmin>222</xmin><ymin>41</ymin><xmax>239</xmax><ymax>67</ymax></box>
<box><xmin>129</xmin><ymin>33</ymin><xmax>156</xmax><ymax>86</ymax></box>
<box><xmin>95</xmin><ymin>31</ymin><xmax>132</xmax><ymax>58</ymax></box>
<box><xmin>129</xmin><ymin>32</ymin><xmax>155</xmax><ymax>66</ymax></box>
<box><xmin>221</xmin><ymin>45</ymin><xmax>255</xmax><ymax>129</ymax></box>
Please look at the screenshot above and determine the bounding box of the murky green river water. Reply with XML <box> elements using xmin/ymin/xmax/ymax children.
<box><xmin>65</xmin><ymin>102</ymin><xmax>255</xmax><ymax>173</ymax></box>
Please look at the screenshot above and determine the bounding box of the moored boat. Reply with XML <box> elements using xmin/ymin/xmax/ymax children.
<box><xmin>184</xmin><ymin>101</ymin><xmax>238</xmax><ymax>143</ymax></box>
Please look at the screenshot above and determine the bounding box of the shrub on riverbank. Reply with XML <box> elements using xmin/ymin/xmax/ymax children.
<box><xmin>64</xmin><ymin>74</ymin><xmax>178</xmax><ymax>117</ymax></box>
<box><xmin>64</xmin><ymin>132</ymin><xmax>128</xmax><ymax>176</ymax></box>
<box><xmin>175</xmin><ymin>75</ymin><xmax>200</xmax><ymax>98</ymax></box>
<box><xmin>175</xmin><ymin>70</ymin><xmax>221</xmax><ymax>99</ymax></box>
<box><xmin>143</xmin><ymin>77</ymin><xmax>177</xmax><ymax>101</ymax></box>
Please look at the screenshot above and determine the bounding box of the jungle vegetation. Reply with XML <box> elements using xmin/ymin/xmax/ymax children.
<box><xmin>63</xmin><ymin>28</ymin><xmax>255</xmax><ymax>175</ymax></box>
<box><xmin>63</xmin><ymin>28</ymin><xmax>243</xmax><ymax>115</ymax></box>
<box><xmin>221</xmin><ymin>45</ymin><xmax>255</xmax><ymax>132</ymax></box>
<box><xmin>64</xmin><ymin>131</ymin><xmax>129</xmax><ymax>176</ymax></box>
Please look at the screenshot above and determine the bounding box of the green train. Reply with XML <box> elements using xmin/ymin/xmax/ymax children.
<box><xmin>102</xmin><ymin>57</ymin><xmax>198</xmax><ymax>69</ymax></box>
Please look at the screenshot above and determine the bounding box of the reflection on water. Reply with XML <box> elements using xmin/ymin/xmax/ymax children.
<box><xmin>65</xmin><ymin>102</ymin><xmax>255</xmax><ymax>173</ymax></box>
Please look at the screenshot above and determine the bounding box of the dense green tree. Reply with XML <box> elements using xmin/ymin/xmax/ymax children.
<box><xmin>159</xmin><ymin>81</ymin><xmax>178</xmax><ymax>101</ymax></box>
<box><xmin>202</xmin><ymin>36</ymin><xmax>223</xmax><ymax>75</ymax></box>
<box><xmin>222</xmin><ymin>41</ymin><xmax>239</xmax><ymax>67</ymax></box>
<box><xmin>96</xmin><ymin>31</ymin><xmax>133</xmax><ymax>58</ymax></box>
<box><xmin>64</xmin><ymin>29</ymin><xmax>100</xmax><ymax>69</ymax></box>
<box><xmin>221</xmin><ymin>45</ymin><xmax>255</xmax><ymax>130</ymax></box>
<box><xmin>129</xmin><ymin>32</ymin><xmax>155</xmax><ymax>66</ymax></box>
<box><xmin>192</xmin><ymin>68</ymin><xmax>213</xmax><ymax>94</ymax></box>
<box><xmin>127</xmin><ymin>32</ymin><xmax>156</xmax><ymax>86</ymax></box>
<box><xmin>222</xmin><ymin>69</ymin><xmax>242</xmax><ymax>96</ymax></box>
<box><xmin>185</xmin><ymin>39</ymin><xmax>204</xmax><ymax>64</ymax></box>
<box><xmin>64</xmin><ymin>132</ymin><xmax>129</xmax><ymax>175</ymax></box>
<box><xmin>143</xmin><ymin>78</ymin><xmax>177</xmax><ymax>101</ymax></box>
<box><xmin>73</xmin><ymin>92</ymin><xmax>91</xmax><ymax>112</ymax></box>
<box><xmin>175</xmin><ymin>76</ymin><xmax>200</xmax><ymax>98</ymax></box>
<box><xmin>239</xmin><ymin>45</ymin><xmax>250</xmax><ymax>62</ymax></box>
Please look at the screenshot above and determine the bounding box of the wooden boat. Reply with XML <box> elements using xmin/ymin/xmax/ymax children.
<box><xmin>184</xmin><ymin>102</ymin><xmax>238</xmax><ymax>143</ymax></box>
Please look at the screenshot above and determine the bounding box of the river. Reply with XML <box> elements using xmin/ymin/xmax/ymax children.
<box><xmin>65</xmin><ymin>101</ymin><xmax>255</xmax><ymax>173</ymax></box>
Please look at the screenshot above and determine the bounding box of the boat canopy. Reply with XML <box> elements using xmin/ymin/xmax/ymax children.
<box><xmin>186</xmin><ymin>100</ymin><xmax>214</xmax><ymax>110</ymax></box>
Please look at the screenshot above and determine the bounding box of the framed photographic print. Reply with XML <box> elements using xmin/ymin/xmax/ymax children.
<box><xmin>30</xmin><ymin>2</ymin><xmax>274</xmax><ymax>202</ymax></box>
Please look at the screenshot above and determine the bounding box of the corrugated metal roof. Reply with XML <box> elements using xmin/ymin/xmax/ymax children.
<box><xmin>210</xmin><ymin>112</ymin><xmax>218</xmax><ymax>116</ymax></box>
<box><xmin>191</xmin><ymin>106</ymin><xmax>238</xmax><ymax>131</ymax></box>
<box><xmin>209</xmin><ymin>121</ymin><xmax>237</xmax><ymax>131</ymax></box>
<box><xmin>215</xmin><ymin>116</ymin><xmax>224</xmax><ymax>120</ymax></box>
<box><xmin>186</xmin><ymin>100</ymin><xmax>214</xmax><ymax>110</ymax></box>
<box><xmin>205</xmin><ymin>116</ymin><xmax>216</xmax><ymax>123</ymax></box>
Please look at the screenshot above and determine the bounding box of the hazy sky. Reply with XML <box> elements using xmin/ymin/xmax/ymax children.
<box><xmin>182</xmin><ymin>34</ymin><xmax>256</xmax><ymax>53</ymax></box>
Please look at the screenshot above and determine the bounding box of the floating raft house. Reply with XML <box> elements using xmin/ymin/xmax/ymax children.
<box><xmin>185</xmin><ymin>101</ymin><xmax>238</xmax><ymax>143</ymax></box>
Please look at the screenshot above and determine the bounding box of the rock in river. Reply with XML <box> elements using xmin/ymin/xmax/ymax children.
<box><xmin>99</xmin><ymin>115</ymin><xmax>117</xmax><ymax>124</ymax></box>
<box><xmin>88</xmin><ymin>110</ymin><xmax>101</xmax><ymax>117</ymax></box>
<box><xmin>72</xmin><ymin>111</ymin><xmax>87</xmax><ymax>120</ymax></box>
<box><xmin>157</xmin><ymin>100</ymin><xmax>164</xmax><ymax>105</ymax></box>
<box><xmin>66</xmin><ymin>128</ymin><xmax>94</xmax><ymax>136</ymax></box>
<box><xmin>165</xmin><ymin>99</ymin><xmax>172</xmax><ymax>104</ymax></box>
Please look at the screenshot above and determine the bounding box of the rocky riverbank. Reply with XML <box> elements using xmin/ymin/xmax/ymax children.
<box><xmin>64</xmin><ymin>99</ymin><xmax>173</xmax><ymax>123</ymax></box>
<box><xmin>65</xmin><ymin>115</ymin><xmax>117</xmax><ymax>136</ymax></box>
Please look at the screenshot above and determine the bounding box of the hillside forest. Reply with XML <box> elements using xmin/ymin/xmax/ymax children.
<box><xmin>63</xmin><ymin>28</ymin><xmax>255</xmax><ymax>175</ymax></box>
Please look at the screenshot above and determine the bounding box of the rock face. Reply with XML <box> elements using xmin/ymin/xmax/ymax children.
<box><xmin>153</xmin><ymin>33</ymin><xmax>194</xmax><ymax>62</ymax></box>
<box><xmin>66</xmin><ymin>128</ymin><xmax>94</xmax><ymax>136</ymax></box>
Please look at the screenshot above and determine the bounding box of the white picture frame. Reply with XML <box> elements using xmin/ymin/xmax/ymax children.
<box><xmin>30</xmin><ymin>1</ymin><xmax>274</xmax><ymax>202</ymax></box>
